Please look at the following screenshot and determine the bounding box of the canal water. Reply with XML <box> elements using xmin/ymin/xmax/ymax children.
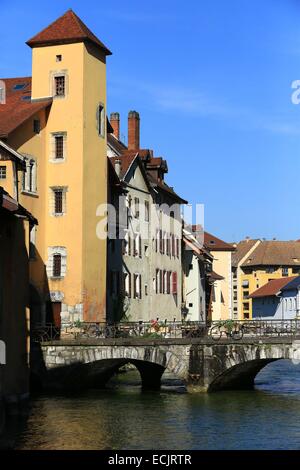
<box><xmin>3</xmin><ymin>360</ymin><xmax>300</xmax><ymax>450</ymax></box>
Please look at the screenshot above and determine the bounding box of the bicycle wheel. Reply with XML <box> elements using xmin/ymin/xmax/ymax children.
<box><xmin>210</xmin><ymin>326</ymin><xmax>222</xmax><ymax>341</ymax></box>
<box><xmin>231</xmin><ymin>329</ymin><xmax>243</xmax><ymax>340</ymax></box>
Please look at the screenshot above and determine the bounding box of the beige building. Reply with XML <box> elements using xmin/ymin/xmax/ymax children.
<box><xmin>107</xmin><ymin>111</ymin><xmax>186</xmax><ymax>321</ymax></box>
<box><xmin>203</xmin><ymin>231</ymin><xmax>235</xmax><ymax>321</ymax></box>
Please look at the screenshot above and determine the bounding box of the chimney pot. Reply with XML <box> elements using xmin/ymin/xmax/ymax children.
<box><xmin>110</xmin><ymin>112</ymin><xmax>120</xmax><ymax>140</ymax></box>
<box><xmin>128</xmin><ymin>110</ymin><xmax>140</xmax><ymax>150</ymax></box>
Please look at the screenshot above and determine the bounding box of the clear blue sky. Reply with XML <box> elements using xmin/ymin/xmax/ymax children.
<box><xmin>1</xmin><ymin>0</ymin><xmax>300</xmax><ymax>242</ymax></box>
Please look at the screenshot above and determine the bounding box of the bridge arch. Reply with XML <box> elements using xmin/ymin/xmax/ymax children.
<box><xmin>206</xmin><ymin>343</ymin><xmax>300</xmax><ymax>392</ymax></box>
<box><xmin>40</xmin><ymin>344</ymin><xmax>189</xmax><ymax>391</ymax></box>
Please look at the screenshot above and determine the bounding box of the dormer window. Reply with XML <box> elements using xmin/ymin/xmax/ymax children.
<box><xmin>54</xmin><ymin>76</ymin><xmax>65</xmax><ymax>97</ymax></box>
<box><xmin>0</xmin><ymin>80</ymin><xmax>5</xmax><ymax>104</ymax></box>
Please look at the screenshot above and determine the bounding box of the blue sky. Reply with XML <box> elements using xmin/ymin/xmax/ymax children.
<box><xmin>1</xmin><ymin>0</ymin><xmax>300</xmax><ymax>242</ymax></box>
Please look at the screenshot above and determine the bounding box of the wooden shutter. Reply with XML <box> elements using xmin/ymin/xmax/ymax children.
<box><xmin>172</xmin><ymin>272</ymin><xmax>178</xmax><ymax>294</ymax></box>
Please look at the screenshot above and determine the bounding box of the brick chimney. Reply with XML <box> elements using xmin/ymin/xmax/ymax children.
<box><xmin>110</xmin><ymin>112</ymin><xmax>120</xmax><ymax>139</ymax></box>
<box><xmin>128</xmin><ymin>111</ymin><xmax>140</xmax><ymax>150</ymax></box>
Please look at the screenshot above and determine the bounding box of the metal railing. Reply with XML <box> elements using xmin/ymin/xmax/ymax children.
<box><xmin>31</xmin><ymin>319</ymin><xmax>300</xmax><ymax>343</ymax></box>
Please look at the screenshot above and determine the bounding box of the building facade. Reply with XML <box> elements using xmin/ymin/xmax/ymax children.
<box><xmin>0</xmin><ymin>10</ymin><xmax>111</xmax><ymax>326</ymax></box>
<box><xmin>250</xmin><ymin>276</ymin><xmax>300</xmax><ymax>320</ymax></box>
<box><xmin>107</xmin><ymin>111</ymin><xmax>186</xmax><ymax>321</ymax></box>
<box><xmin>232</xmin><ymin>239</ymin><xmax>300</xmax><ymax>320</ymax></box>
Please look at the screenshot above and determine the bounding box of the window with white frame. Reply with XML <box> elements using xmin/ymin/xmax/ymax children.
<box><xmin>50</xmin><ymin>132</ymin><xmax>67</xmax><ymax>162</ymax></box>
<box><xmin>47</xmin><ymin>247</ymin><xmax>67</xmax><ymax>279</ymax></box>
<box><xmin>50</xmin><ymin>186</ymin><xmax>67</xmax><ymax>216</ymax></box>
<box><xmin>22</xmin><ymin>156</ymin><xmax>37</xmax><ymax>193</ymax></box>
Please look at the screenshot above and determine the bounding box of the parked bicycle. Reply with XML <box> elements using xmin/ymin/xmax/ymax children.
<box><xmin>209</xmin><ymin>320</ymin><xmax>243</xmax><ymax>341</ymax></box>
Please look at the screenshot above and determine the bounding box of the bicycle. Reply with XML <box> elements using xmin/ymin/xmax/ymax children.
<box><xmin>209</xmin><ymin>321</ymin><xmax>243</xmax><ymax>341</ymax></box>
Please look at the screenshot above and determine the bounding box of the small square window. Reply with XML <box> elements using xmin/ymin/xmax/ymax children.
<box><xmin>0</xmin><ymin>166</ymin><xmax>6</xmax><ymax>179</ymax></box>
<box><xmin>56</xmin><ymin>55</ymin><xmax>62</xmax><ymax>62</ymax></box>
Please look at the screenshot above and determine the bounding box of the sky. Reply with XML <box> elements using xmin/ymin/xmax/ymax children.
<box><xmin>1</xmin><ymin>0</ymin><xmax>300</xmax><ymax>242</ymax></box>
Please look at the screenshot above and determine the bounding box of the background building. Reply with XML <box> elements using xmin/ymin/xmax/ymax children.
<box><xmin>250</xmin><ymin>276</ymin><xmax>300</xmax><ymax>320</ymax></box>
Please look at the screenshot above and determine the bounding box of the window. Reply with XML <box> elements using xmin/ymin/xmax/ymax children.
<box><xmin>160</xmin><ymin>270</ymin><xmax>163</xmax><ymax>294</ymax></box>
<box><xmin>134</xmin><ymin>233</ymin><xmax>141</xmax><ymax>257</ymax></box>
<box><xmin>134</xmin><ymin>197</ymin><xmax>140</xmax><ymax>218</ymax></box>
<box><xmin>282</xmin><ymin>267</ymin><xmax>289</xmax><ymax>277</ymax></box>
<box><xmin>33</xmin><ymin>119</ymin><xmax>40</xmax><ymax>134</ymax></box>
<box><xmin>176</xmin><ymin>237</ymin><xmax>179</xmax><ymax>258</ymax></box>
<box><xmin>22</xmin><ymin>157</ymin><xmax>37</xmax><ymax>193</ymax></box>
<box><xmin>0</xmin><ymin>166</ymin><xmax>6</xmax><ymax>179</ymax></box>
<box><xmin>167</xmin><ymin>271</ymin><xmax>171</xmax><ymax>294</ymax></box>
<box><xmin>55</xmin><ymin>135</ymin><xmax>64</xmax><ymax>159</ymax></box>
<box><xmin>124</xmin><ymin>273</ymin><xmax>131</xmax><ymax>298</ymax></box>
<box><xmin>54</xmin><ymin>76</ymin><xmax>65</xmax><ymax>96</ymax></box>
<box><xmin>145</xmin><ymin>201</ymin><xmax>150</xmax><ymax>222</ymax></box>
<box><xmin>97</xmin><ymin>103</ymin><xmax>105</xmax><ymax>137</ymax></box>
<box><xmin>56</xmin><ymin>55</ymin><xmax>62</xmax><ymax>62</ymax></box>
<box><xmin>243</xmin><ymin>290</ymin><xmax>249</xmax><ymax>299</ymax></box>
<box><xmin>133</xmin><ymin>274</ymin><xmax>142</xmax><ymax>299</ymax></box>
<box><xmin>155</xmin><ymin>269</ymin><xmax>159</xmax><ymax>294</ymax></box>
<box><xmin>53</xmin><ymin>254</ymin><xmax>62</xmax><ymax>277</ymax></box>
<box><xmin>54</xmin><ymin>190</ymin><xmax>63</xmax><ymax>214</ymax></box>
<box><xmin>47</xmin><ymin>247</ymin><xmax>67</xmax><ymax>279</ymax></box>
<box><xmin>145</xmin><ymin>284</ymin><xmax>148</xmax><ymax>296</ymax></box>
<box><xmin>51</xmin><ymin>187</ymin><xmax>67</xmax><ymax>216</ymax></box>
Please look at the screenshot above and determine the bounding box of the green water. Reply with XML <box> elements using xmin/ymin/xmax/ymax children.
<box><xmin>4</xmin><ymin>360</ymin><xmax>300</xmax><ymax>450</ymax></box>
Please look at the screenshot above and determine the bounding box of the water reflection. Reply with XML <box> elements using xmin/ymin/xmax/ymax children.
<box><xmin>2</xmin><ymin>360</ymin><xmax>300</xmax><ymax>450</ymax></box>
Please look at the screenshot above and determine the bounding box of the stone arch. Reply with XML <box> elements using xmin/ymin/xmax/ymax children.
<box><xmin>208</xmin><ymin>358</ymin><xmax>279</xmax><ymax>392</ymax></box>
<box><xmin>206</xmin><ymin>343</ymin><xmax>300</xmax><ymax>392</ymax></box>
<box><xmin>41</xmin><ymin>345</ymin><xmax>188</xmax><ymax>391</ymax></box>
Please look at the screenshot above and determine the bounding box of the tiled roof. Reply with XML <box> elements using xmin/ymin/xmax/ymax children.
<box><xmin>26</xmin><ymin>9</ymin><xmax>112</xmax><ymax>55</ymax></box>
<box><xmin>204</xmin><ymin>231</ymin><xmax>236</xmax><ymax>252</ymax></box>
<box><xmin>242</xmin><ymin>241</ymin><xmax>300</xmax><ymax>267</ymax></box>
<box><xmin>110</xmin><ymin>154</ymin><xmax>138</xmax><ymax>180</ymax></box>
<box><xmin>107</xmin><ymin>134</ymin><xmax>128</xmax><ymax>156</ymax></box>
<box><xmin>249</xmin><ymin>276</ymin><xmax>298</xmax><ymax>298</ymax></box>
<box><xmin>0</xmin><ymin>77</ymin><xmax>52</xmax><ymax>138</ymax></box>
<box><xmin>232</xmin><ymin>239</ymin><xmax>260</xmax><ymax>267</ymax></box>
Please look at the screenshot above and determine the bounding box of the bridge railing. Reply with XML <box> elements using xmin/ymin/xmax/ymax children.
<box><xmin>31</xmin><ymin>319</ymin><xmax>300</xmax><ymax>342</ymax></box>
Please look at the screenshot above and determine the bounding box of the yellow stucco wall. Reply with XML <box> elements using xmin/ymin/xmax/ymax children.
<box><xmin>6</xmin><ymin>40</ymin><xmax>108</xmax><ymax>323</ymax></box>
<box><xmin>211</xmin><ymin>251</ymin><xmax>232</xmax><ymax>321</ymax></box>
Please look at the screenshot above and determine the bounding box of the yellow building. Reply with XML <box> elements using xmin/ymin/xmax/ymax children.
<box><xmin>232</xmin><ymin>239</ymin><xmax>300</xmax><ymax>320</ymax></box>
<box><xmin>0</xmin><ymin>10</ymin><xmax>111</xmax><ymax>325</ymax></box>
<box><xmin>204</xmin><ymin>231</ymin><xmax>236</xmax><ymax>321</ymax></box>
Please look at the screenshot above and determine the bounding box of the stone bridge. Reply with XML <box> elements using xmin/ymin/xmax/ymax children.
<box><xmin>32</xmin><ymin>337</ymin><xmax>300</xmax><ymax>393</ymax></box>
